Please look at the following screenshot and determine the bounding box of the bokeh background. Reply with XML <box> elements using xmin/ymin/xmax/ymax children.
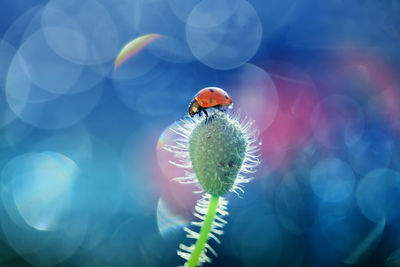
<box><xmin>1</xmin><ymin>0</ymin><xmax>400</xmax><ymax>266</ymax></box>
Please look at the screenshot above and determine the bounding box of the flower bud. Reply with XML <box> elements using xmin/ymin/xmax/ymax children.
<box><xmin>189</xmin><ymin>112</ymin><xmax>247</xmax><ymax>196</ymax></box>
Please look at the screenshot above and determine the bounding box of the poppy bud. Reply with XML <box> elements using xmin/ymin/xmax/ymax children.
<box><xmin>189</xmin><ymin>112</ymin><xmax>247</xmax><ymax>196</ymax></box>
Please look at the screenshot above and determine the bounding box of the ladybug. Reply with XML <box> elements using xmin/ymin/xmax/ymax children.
<box><xmin>188</xmin><ymin>87</ymin><xmax>232</xmax><ymax>120</ymax></box>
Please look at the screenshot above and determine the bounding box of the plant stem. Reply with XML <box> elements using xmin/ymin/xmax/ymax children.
<box><xmin>187</xmin><ymin>195</ymin><xmax>220</xmax><ymax>267</ymax></box>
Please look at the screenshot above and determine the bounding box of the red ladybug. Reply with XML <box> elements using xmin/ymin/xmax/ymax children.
<box><xmin>188</xmin><ymin>87</ymin><xmax>233</xmax><ymax>119</ymax></box>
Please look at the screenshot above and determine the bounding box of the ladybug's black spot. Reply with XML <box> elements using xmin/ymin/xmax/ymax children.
<box><xmin>209</xmin><ymin>89</ymin><xmax>214</xmax><ymax>92</ymax></box>
<box><xmin>228</xmin><ymin>160</ymin><xmax>233</xmax><ymax>168</ymax></box>
<box><xmin>209</xmin><ymin>98</ymin><xmax>213</xmax><ymax>103</ymax></box>
<box><xmin>225</xmin><ymin>95</ymin><xmax>229</xmax><ymax>100</ymax></box>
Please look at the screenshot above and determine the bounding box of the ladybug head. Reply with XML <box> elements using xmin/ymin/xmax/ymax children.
<box><xmin>188</xmin><ymin>99</ymin><xmax>200</xmax><ymax>117</ymax></box>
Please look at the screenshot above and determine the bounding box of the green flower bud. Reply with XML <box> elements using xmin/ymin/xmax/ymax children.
<box><xmin>189</xmin><ymin>112</ymin><xmax>247</xmax><ymax>196</ymax></box>
<box><xmin>165</xmin><ymin>109</ymin><xmax>260</xmax><ymax>266</ymax></box>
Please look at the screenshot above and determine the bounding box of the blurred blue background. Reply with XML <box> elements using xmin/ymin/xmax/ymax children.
<box><xmin>1</xmin><ymin>0</ymin><xmax>400</xmax><ymax>266</ymax></box>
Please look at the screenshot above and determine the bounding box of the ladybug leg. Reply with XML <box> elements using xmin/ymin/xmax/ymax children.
<box><xmin>203</xmin><ymin>109</ymin><xmax>209</xmax><ymax>123</ymax></box>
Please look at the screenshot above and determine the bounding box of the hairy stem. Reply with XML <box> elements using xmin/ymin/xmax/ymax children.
<box><xmin>187</xmin><ymin>195</ymin><xmax>220</xmax><ymax>267</ymax></box>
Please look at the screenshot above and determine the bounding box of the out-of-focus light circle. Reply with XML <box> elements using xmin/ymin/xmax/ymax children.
<box><xmin>2</xmin><ymin>6</ymin><xmax>42</xmax><ymax>47</ymax></box>
<box><xmin>347</xmin><ymin>129</ymin><xmax>392</xmax><ymax>175</ymax></box>
<box><xmin>186</xmin><ymin>0</ymin><xmax>241</xmax><ymax>29</ymax></box>
<box><xmin>6</xmin><ymin>24</ymin><xmax>104</xmax><ymax>96</ymax></box>
<box><xmin>7</xmin><ymin>51</ymin><xmax>58</xmax><ymax>103</ymax></box>
<box><xmin>0</xmin><ymin>40</ymin><xmax>16</xmax><ymax>82</ymax></box>
<box><xmin>167</xmin><ymin>0</ymin><xmax>198</xmax><ymax>22</ymax></box>
<box><xmin>309</xmin><ymin>157</ymin><xmax>355</xmax><ymax>202</ymax></box>
<box><xmin>40</xmin><ymin>6</ymin><xmax>87</xmax><ymax>65</ymax></box>
<box><xmin>186</xmin><ymin>0</ymin><xmax>262</xmax><ymax>70</ymax></box>
<box><xmin>0</xmin><ymin>40</ymin><xmax>18</xmax><ymax>128</ymax></box>
<box><xmin>42</xmin><ymin>0</ymin><xmax>119</xmax><ymax>65</ymax></box>
<box><xmin>147</xmin><ymin>34</ymin><xmax>195</xmax><ymax>64</ymax></box>
<box><xmin>310</xmin><ymin>94</ymin><xmax>364</xmax><ymax>148</ymax></box>
<box><xmin>106</xmin><ymin>0</ymin><xmax>194</xmax><ymax>64</ymax></box>
<box><xmin>156</xmin><ymin>197</ymin><xmax>188</xmax><ymax>240</ymax></box>
<box><xmin>356</xmin><ymin>168</ymin><xmax>400</xmax><ymax>224</ymax></box>
<box><xmin>6</xmin><ymin>51</ymin><xmax>103</xmax><ymax>129</ymax></box>
<box><xmin>93</xmin><ymin>0</ymin><xmax>139</xmax><ymax>39</ymax></box>
<box><xmin>15</xmin><ymin>28</ymin><xmax>83</xmax><ymax>94</ymax></box>
<box><xmin>0</xmin><ymin>151</ymin><xmax>87</xmax><ymax>266</ymax></box>
<box><xmin>42</xmin><ymin>24</ymin><xmax>88</xmax><ymax>65</ymax></box>
<box><xmin>0</xmin><ymin>209</ymin><xmax>87</xmax><ymax>267</ymax></box>
<box><xmin>1</xmin><ymin>152</ymin><xmax>79</xmax><ymax>231</ymax></box>
<box><xmin>39</xmin><ymin>7</ymin><xmax>108</xmax><ymax>90</ymax></box>
<box><xmin>232</xmin><ymin>64</ymin><xmax>278</xmax><ymax>132</ymax></box>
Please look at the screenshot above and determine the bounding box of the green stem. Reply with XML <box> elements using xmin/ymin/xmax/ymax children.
<box><xmin>187</xmin><ymin>195</ymin><xmax>220</xmax><ymax>267</ymax></box>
